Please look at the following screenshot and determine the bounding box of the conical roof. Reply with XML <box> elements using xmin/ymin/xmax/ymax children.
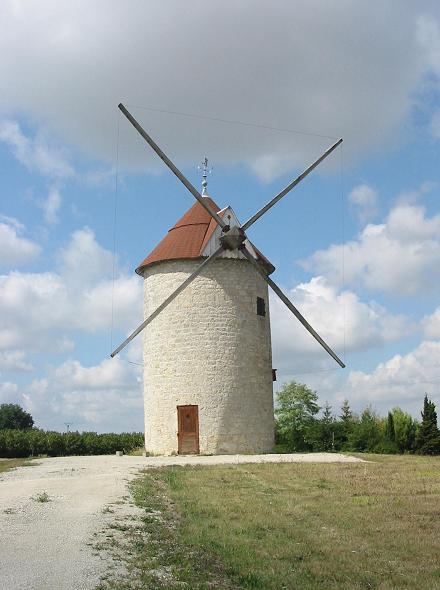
<box><xmin>136</xmin><ymin>196</ymin><xmax>274</xmax><ymax>275</ymax></box>
<box><xmin>135</xmin><ymin>197</ymin><xmax>220</xmax><ymax>274</ymax></box>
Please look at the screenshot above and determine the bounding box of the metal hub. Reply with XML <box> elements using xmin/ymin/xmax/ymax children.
<box><xmin>219</xmin><ymin>225</ymin><xmax>247</xmax><ymax>251</ymax></box>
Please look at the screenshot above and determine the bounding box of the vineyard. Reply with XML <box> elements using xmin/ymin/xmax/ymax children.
<box><xmin>0</xmin><ymin>429</ymin><xmax>144</xmax><ymax>458</ymax></box>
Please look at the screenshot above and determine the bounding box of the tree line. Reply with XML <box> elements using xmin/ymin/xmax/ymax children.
<box><xmin>0</xmin><ymin>428</ymin><xmax>144</xmax><ymax>458</ymax></box>
<box><xmin>275</xmin><ymin>381</ymin><xmax>440</xmax><ymax>455</ymax></box>
<box><xmin>0</xmin><ymin>403</ymin><xmax>143</xmax><ymax>457</ymax></box>
<box><xmin>2</xmin><ymin>390</ymin><xmax>440</xmax><ymax>458</ymax></box>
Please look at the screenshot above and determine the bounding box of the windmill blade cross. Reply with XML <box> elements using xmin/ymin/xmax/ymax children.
<box><xmin>241</xmin><ymin>138</ymin><xmax>343</xmax><ymax>231</ymax></box>
<box><xmin>240</xmin><ymin>245</ymin><xmax>345</xmax><ymax>368</ymax></box>
<box><xmin>110</xmin><ymin>245</ymin><xmax>224</xmax><ymax>358</ymax></box>
<box><xmin>118</xmin><ymin>103</ymin><xmax>226</xmax><ymax>229</ymax></box>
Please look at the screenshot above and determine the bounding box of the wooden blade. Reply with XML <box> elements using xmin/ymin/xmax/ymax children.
<box><xmin>240</xmin><ymin>245</ymin><xmax>345</xmax><ymax>368</ymax></box>
<box><xmin>241</xmin><ymin>138</ymin><xmax>343</xmax><ymax>231</ymax></box>
<box><xmin>118</xmin><ymin>103</ymin><xmax>226</xmax><ymax>229</ymax></box>
<box><xmin>110</xmin><ymin>245</ymin><xmax>224</xmax><ymax>358</ymax></box>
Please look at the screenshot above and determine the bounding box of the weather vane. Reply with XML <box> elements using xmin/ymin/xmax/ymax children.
<box><xmin>197</xmin><ymin>156</ymin><xmax>212</xmax><ymax>195</ymax></box>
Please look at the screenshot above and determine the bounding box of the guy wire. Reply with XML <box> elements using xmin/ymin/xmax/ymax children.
<box><xmin>340</xmin><ymin>142</ymin><xmax>346</xmax><ymax>367</ymax></box>
<box><xmin>124</xmin><ymin>102</ymin><xmax>339</xmax><ymax>141</ymax></box>
<box><xmin>110</xmin><ymin>110</ymin><xmax>120</xmax><ymax>355</ymax></box>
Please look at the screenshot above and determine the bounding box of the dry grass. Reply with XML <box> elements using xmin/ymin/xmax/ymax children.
<box><xmin>0</xmin><ymin>458</ymin><xmax>33</xmax><ymax>474</ymax></box>
<box><xmin>165</xmin><ymin>455</ymin><xmax>440</xmax><ymax>588</ymax></box>
<box><xmin>98</xmin><ymin>454</ymin><xmax>440</xmax><ymax>589</ymax></box>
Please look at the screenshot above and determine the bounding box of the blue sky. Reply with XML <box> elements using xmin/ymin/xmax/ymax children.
<box><xmin>1</xmin><ymin>1</ymin><xmax>440</xmax><ymax>432</ymax></box>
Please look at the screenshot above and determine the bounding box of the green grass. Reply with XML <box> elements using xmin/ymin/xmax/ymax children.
<box><xmin>97</xmin><ymin>454</ymin><xmax>440</xmax><ymax>589</ymax></box>
<box><xmin>0</xmin><ymin>458</ymin><xmax>34</xmax><ymax>474</ymax></box>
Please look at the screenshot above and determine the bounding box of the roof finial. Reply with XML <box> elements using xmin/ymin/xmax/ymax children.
<box><xmin>198</xmin><ymin>156</ymin><xmax>212</xmax><ymax>195</ymax></box>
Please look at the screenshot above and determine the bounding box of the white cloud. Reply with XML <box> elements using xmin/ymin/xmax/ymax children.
<box><xmin>0</xmin><ymin>350</ymin><xmax>33</xmax><ymax>372</ymax></box>
<box><xmin>422</xmin><ymin>306</ymin><xmax>440</xmax><ymax>339</ymax></box>
<box><xmin>0</xmin><ymin>218</ymin><xmax>41</xmax><ymax>268</ymax></box>
<box><xmin>0</xmin><ymin>119</ymin><xmax>74</xmax><ymax>179</ymax></box>
<box><xmin>394</xmin><ymin>181</ymin><xmax>437</xmax><ymax>205</ymax></box>
<box><xmin>270</xmin><ymin>276</ymin><xmax>410</xmax><ymax>373</ymax></box>
<box><xmin>24</xmin><ymin>357</ymin><xmax>143</xmax><ymax>432</ymax></box>
<box><xmin>0</xmin><ymin>214</ymin><xmax>24</xmax><ymax>230</ymax></box>
<box><xmin>303</xmin><ymin>202</ymin><xmax>440</xmax><ymax>295</ymax></box>
<box><xmin>348</xmin><ymin>184</ymin><xmax>378</xmax><ymax>221</ymax></box>
<box><xmin>40</xmin><ymin>186</ymin><xmax>61</xmax><ymax>225</ymax></box>
<box><xmin>417</xmin><ymin>15</ymin><xmax>440</xmax><ymax>76</ymax></box>
<box><xmin>346</xmin><ymin>340</ymin><xmax>440</xmax><ymax>415</ymax></box>
<box><xmin>274</xmin><ymin>339</ymin><xmax>440</xmax><ymax>419</ymax></box>
<box><xmin>58</xmin><ymin>227</ymin><xmax>114</xmax><ymax>286</ymax></box>
<box><xmin>0</xmin><ymin>2</ymin><xmax>436</xmax><ymax>178</ymax></box>
<box><xmin>0</xmin><ymin>227</ymin><xmax>142</xmax><ymax>354</ymax></box>
<box><xmin>0</xmin><ymin>381</ymin><xmax>20</xmax><ymax>404</ymax></box>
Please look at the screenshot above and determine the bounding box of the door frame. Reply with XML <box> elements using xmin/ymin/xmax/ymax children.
<box><xmin>177</xmin><ymin>404</ymin><xmax>200</xmax><ymax>455</ymax></box>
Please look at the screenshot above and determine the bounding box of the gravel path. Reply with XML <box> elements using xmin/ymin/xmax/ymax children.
<box><xmin>0</xmin><ymin>453</ymin><xmax>364</xmax><ymax>589</ymax></box>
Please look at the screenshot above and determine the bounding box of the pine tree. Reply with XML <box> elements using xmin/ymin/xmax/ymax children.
<box><xmin>416</xmin><ymin>395</ymin><xmax>440</xmax><ymax>455</ymax></box>
<box><xmin>385</xmin><ymin>412</ymin><xmax>395</xmax><ymax>442</ymax></box>
<box><xmin>314</xmin><ymin>401</ymin><xmax>335</xmax><ymax>452</ymax></box>
<box><xmin>339</xmin><ymin>399</ymin><xmax>354</xmax><ymax>446</ymax></box>
<box><xmin>340</xmin><ymin>399</ymin><xmax>353</xmax><ymax>423</ymax></box>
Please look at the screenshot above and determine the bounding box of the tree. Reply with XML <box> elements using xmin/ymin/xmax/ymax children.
<box><xmin>0</xmin><ymin>404</ymin><xmax>34</xmax><ymax>430</ymax></box>
<box><xmin>340</xmin><ymin>399</ymin><xmax>353</xmax><ymax>423</ymax></box>
<box><xmin>313</xmin><ymin>401</ymin><xmax>336</xmax><ymax>451</ymax></box>
<box><xmin>391</xmin><ymin>407</ymin><xmax>417</xmax><ymax>453</ymax></box>
<box><xmin>385</xmin><ymin>412</ymin><xmax>395</xmax><ymax>442</ymax></box>
<box><xmin>416</xmin><ymin>395</ymin><xmax>440</xmax><ymax>455</ymax></box>
<box><xmin>347</xmin><ymin>406</ymin><xmax>381</xmax><ymax>452</ymax></box>
<box><xmin>275</xmin><ymin>381</ymin><xmax>320</xmax><ymax>452</ymax></box>
<box><xmin>339</xmin><ymin>399</ymin><xmax>354</xmax><ymax>447</ymax></box>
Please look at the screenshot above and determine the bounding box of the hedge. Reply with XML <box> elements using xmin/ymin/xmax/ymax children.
<box><xmin>0</xmin><ymin>429</ymin><xmax>144</xmax><ymax>458</ymax></box>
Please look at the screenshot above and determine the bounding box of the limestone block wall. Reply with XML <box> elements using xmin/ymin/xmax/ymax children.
<box><xmin>142</xmin><ymin>257</ymin><xmax>274</xmax><ymax>455</ymax></box>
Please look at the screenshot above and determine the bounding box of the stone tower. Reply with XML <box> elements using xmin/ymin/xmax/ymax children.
<box><xmin>136</xmin><ymin>196</ymin><xmax>275</xmax><ymax>455</ymax></box>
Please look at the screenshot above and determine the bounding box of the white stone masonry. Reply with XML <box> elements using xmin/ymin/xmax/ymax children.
<box><xmin>142</xmin><ymin>257</ymin><xmax>274</xmax><ymax>455</ymax></box>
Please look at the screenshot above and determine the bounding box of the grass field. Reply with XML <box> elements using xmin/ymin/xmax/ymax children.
<box><xmin>97</xmin><ymin>454</ymin><xmax>440</xmax><ymax>590</ymax></box>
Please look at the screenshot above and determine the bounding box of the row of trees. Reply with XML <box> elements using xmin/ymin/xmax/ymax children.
<box><xmin>0</xmin><ymin>403</ymin><xmax>143</xmax><ymax>457</ymax></box>
<box><xmin>0</xmin><ymin>428</ymin><xmax>144</xmax><ymax>458</ymax></box>
<box><xmin>2</xmin><ymin>391</ymin><xmax>439</xmax><ymax>458</ymax></box>
<box><xmin>275</xmin><ymin>381</ymin><xmax>440</xmax><ymax>455</ymax></box>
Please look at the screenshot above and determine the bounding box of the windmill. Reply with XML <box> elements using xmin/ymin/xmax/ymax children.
<box><xmin>112</xmin><ymin>103</ymin><xmax>344</xmax><ymax>455</ymax></box>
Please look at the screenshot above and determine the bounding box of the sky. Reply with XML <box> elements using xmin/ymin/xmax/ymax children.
<box><xmin>1</xmin><ymin>0</ymin><xmax>440</xmax><ymax>432</ymax></box>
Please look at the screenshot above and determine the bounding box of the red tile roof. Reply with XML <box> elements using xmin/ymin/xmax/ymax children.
<box><xmin>135</xmin><ymin>196</ymin><xmax>274</xmax><ymax>275</ymax></box>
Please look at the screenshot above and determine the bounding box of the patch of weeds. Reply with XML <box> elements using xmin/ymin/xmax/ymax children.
<box><xmin>32</xmin><ymin>491</ymin><xmax>50</xmax><ymax>503</ymax></box>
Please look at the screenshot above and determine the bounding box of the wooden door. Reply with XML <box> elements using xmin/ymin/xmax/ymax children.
<box><xmin>177</xmin><ymin>405</ymin><xmax>199</xmax><ymax>454</ymax></box>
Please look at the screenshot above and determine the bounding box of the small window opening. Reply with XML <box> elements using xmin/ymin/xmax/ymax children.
<box><xmin>256</xmin><ymin>296</ymin><xmax>266</xmax><ymax>317</ymax></box>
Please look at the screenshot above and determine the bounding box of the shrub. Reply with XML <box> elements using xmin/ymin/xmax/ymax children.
<box><xmin>0</xmin><ymin>429</ymin><xmax>144</xmax><ymax>458</ymax></box>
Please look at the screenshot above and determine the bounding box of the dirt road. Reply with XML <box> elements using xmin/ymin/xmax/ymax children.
<box><xmin>0</xmin><ymin>453</ymin><xmax>363</xmax><ymax>589</ymax></box>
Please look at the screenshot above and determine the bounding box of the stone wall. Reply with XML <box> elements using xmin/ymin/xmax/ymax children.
<box><xmin>142</xmin><ymin>257</ymin><xmax>274</xmax><ymax>455</ymax></box>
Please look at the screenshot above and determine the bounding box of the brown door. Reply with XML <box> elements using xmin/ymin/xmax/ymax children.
<box><xmin>177</xmin><ymin>405</ymin><xmax>199</xmax><ymax>454</ymax></box>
